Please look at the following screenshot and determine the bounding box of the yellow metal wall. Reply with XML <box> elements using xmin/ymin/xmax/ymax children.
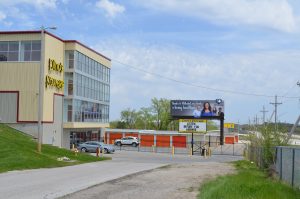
<box><xmin>0</xmin><ymin>62</ymin><xmax>39</xmax><ymax>121</ymax></box>
<box><xmin>43</xmin><ymin>34</ymin><xmax>64</xmax><ymax>121</ymax></box>
<box><xmin>0</xmin><ymin>33</ymin><xmax>41</xmax><ymax>121</ymax></box>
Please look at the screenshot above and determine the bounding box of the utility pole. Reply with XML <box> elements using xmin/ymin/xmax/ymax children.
<box><xmin>260</xmin><ymin>106</ymin><xmax>268</xmax><ymax>124</ymax></box>
<box><xmin>288</xmin><ymin>82</ymin><xmax>300</xmax><ymax>139</ymax></box>
<box><xmin>37</xmin><ymin>26</ymin><xmax>57</xmax><ymax>153</ymax></box>
<box><xmin>270</xmin><ymin>95</ymin><xmax>282</xmax><ymax>131</ymax></box>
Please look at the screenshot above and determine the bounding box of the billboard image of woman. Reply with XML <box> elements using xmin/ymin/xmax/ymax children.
<box><xmin>201</xmin><ymin>102</ymin><xmax>215</xmax><ymax>117</ymax></box>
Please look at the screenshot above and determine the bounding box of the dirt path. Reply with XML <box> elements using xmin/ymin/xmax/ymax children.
<box><xmin>61</xmin><ymin>162</ymin><xmax>235</xmax><ymax>199</ymax></box>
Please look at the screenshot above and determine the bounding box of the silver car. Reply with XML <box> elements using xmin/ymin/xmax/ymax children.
<box><xmin>77</xmin><ymin>141</ymin><xmax>115</xmax><ymax>153</ymax></box>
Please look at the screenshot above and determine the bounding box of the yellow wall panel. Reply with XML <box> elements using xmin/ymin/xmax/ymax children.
<box><xmin>0</xmin><ymin>33</ymin><xmax>41</xmax><ymax>41</ymax></box>
<box><xmin>63</xmin><ymin>122</ymin><xmax>109</xmax><ymax>129</ymax></box>
<box><xmin>43</xmin><ymin>34</ymin><xmax>65</xmax><ymax>121</ymax></box>
<box><xmin>0</xmin><ymin>62</ymin><xmax>39</xmax><ymax>121</ymax></box>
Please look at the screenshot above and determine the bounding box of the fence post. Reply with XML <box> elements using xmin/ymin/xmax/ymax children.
<box><xmin>221</xmin><ymin>145</ymin><xmax>223</xmax><ymax>155</ymax></box>
<box><xmin>292</xmin><ymin>148</ymin><xmax>295</xmax><ymax>187</ymax></box>
<box><xmin>260</xmin><ymin>147</ymin><xmax>263</xmax><ymax>168</ymax></box>
<box><xmin>280</xmin><ymin>147</ymin><xmax>283</xmax><ymax>180</ymax></box>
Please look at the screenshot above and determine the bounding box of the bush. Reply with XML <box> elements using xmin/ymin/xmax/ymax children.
<box><xmin>247</xmin><ymin>123</ymin><xmax>289</xmax><ymax>168</ymax></box>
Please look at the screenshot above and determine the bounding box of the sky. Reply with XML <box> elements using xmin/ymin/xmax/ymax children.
<box><xmin>0</xmin><ymin>0</ymin><xmax>300</xmax><ymax>125</ymax></box>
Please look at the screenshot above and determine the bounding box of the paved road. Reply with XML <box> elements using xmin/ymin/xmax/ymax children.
<box><xmin>0</xmin><ymin>150</ymin><xmax>243</xmax><ymax>199</ymax></box>
<box><xmin>0</xmin><ymin>160</ymin><xmax>165</xmax><ymax>199</ymax></box>
<box><xmin>62</xmin><ymin>152</ymin><xmax>240</xmax><ymax>199</ymax></box>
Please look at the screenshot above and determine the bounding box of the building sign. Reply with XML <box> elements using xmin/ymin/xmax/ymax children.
<box><xmin>45</xmin><ymin>75</ymin><xmax>64</xmax><ymax>89</ymax></box>
<box><xmin>171</xmin><ymin>99</ymin><xmax>224</xmax><ymax>119</ymax></box>
<box><xmin>48</xmin><ymin>59</ymin><xmax>64</xmax><ymax>73</ymax></box>
<box><xmin>45</xmin><ymin>58</ymin><xmax>64</xmax><ymax>90</ymax></box>
<box><xmin>179</xmin><ymin>119</ymin><xmax>206</xmax><ymax>133</ymax></box>
<box><xmin>224</xmin><ymin>123</ymin><xmax>235</xmax><ymax>129</ymax></box>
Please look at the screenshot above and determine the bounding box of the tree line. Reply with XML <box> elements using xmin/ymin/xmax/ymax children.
<box><xmin>110</xmin><ymin>97</ymin><xmax>218</xmax><ymax>131</ymax></box>
<box><xmin>110</xmin><ymin>98</ymin><xmax>177</xmax><ymax>130</ymax></box>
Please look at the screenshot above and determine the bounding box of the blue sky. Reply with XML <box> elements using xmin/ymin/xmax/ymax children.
<box><xmin>1</xmin><ymin>0</ymin><xmax>300</xmax><ymax>124</ymax></box>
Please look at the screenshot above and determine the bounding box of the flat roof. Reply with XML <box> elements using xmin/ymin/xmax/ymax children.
<box><xmin>0</xmin><ymin>30</ymin><xmax>111</xmax><ymax>61</ymax></box>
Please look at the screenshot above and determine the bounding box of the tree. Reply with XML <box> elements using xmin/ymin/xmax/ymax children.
<box><xmin>111</xmin><ymin>98</ymin><xmax>172</xmax><ymax>130</ymax></box>
<box><xmin>110</xmin><ymin>120</ymin><xmax>126</xmax><ymax>129</ymax></box>
<box><xmin>136</xmin><ymin>107</ymin><xmax>154</xmax><ymax>129</ymax></box>
<box><xmin>207</xmin><ymin>120</ymin><xmax>218</xmax><ymax>131</ymax></box>
<box><xmin>120</xmin><ymin>108</ymin><xmax>139</xmax><ymax>129</ymax></box>
<box><xmin>151</xmin><ymin>98</ymin><xmax>171</xmax><ymax>130</ymax></box>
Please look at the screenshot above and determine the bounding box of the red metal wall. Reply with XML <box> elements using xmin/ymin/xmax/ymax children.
<box><xmin>172</xmin><ymin>136</ymin><xmax>186</xmax><ymax>148</ymax></box>
<box><xmin>225</xmin><ymin>136</ymin><xmax>235</xmax><ymax>144</ymax></box>
<box><xmin>109</xmin><ymin>133</ymin><xmax>123</xmax><ymax>144</ymax></box>
<box><xmin>125</xmin><ymin>133</ymin><xmax>138</xmax><ymax>137</ymax></box>
<box><xmin>140</xmin><ymin>135</ymin><xmax>154</xmax><ymax>147</ymax></box>
<box><xmin>156</xmin><ymin>135</ymin><xmax>170</xmax><ymax>147</ymax></box>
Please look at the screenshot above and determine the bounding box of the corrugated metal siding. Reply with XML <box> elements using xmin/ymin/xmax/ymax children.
<box><xmin>0</xmin><ymin>93</ymin><xmax>17</xmax><ymax>123</ymax></box>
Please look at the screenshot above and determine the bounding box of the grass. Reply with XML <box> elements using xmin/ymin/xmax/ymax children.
<box><xmin>0</xmin><ymin>124</ymin><xmax>110</xmax><ymax>173</ymax></box>
<box><xmin>198</xmin><ymin>160</ymin><xmax>300</xmax><ymax>199</ymax></box>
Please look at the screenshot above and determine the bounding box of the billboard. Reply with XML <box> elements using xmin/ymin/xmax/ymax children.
<box><xmin>224</xmin><ymin>123</ymin><xmax>235</xmax><ymax>129</ymax></box>
<box><xmin>171</xmin><ymin>99</ymin><xmax>224</xmax><ymax>118</ymax></box>
<box><xmin>179</xmin><ymin>119</ymin><xmax>206</xmax><ymax>133</ymax></box>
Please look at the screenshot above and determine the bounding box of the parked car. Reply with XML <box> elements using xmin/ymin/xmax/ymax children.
<box><xmin>114</xmin><ymin>136</ymin><xmax>139</xmax><ymax>147</ymax></box>
<box><xmin>77</xmin><ymin>141</ymin><xmax>115</xmax><ymax>153</ymax></box>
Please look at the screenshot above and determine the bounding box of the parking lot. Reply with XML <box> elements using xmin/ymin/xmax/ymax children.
<box><xmin>102</xmin><ymin>150</ymin><xmax>244</xmax><ymax>164</ymax></box>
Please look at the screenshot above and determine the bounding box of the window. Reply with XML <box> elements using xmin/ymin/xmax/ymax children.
<box><xmin>0</xmin><ymin>41</ymin><xmax>19</xmax><ymax>61</ymax></box>
<box><xmin>20</xmin><ymin>41</ymin><xmax>41</xmax><ymax>61</ymax></box>
<box><xmin>68</xmin><ymin>51</ymin><xmax>74</xmax><ymax>69</ymax></box>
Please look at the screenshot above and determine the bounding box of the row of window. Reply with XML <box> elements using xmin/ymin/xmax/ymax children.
<box><xmin>75</xmin><ymin>73</ymin><xmax>110</xmax><ymax>102</ymax></box>
<box><xmin>0</xmin><ymin>41</ymin><xmax>41</xmax><ymax>61</ymax></box>
<box><xmin>66</xmin><ymin>51</ymin><xmax>110</xmax><ymax>83</ymax></box>
<box><xmin>72</xmin><ymin>99</ymin><xmax>109</xmax><ymax>123</ymax></box>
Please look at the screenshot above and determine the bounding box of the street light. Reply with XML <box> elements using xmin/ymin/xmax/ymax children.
<box><xmin>37</xmin><ymin>26</ymin><xmax>57</xmax><ymax>153</ymax></box>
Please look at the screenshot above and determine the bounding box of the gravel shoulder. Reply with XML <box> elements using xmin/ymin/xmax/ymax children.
<box><xmin>61</xmin><ymin>162</ymin><xmax>236</xmax><ymax>199</ymax></box>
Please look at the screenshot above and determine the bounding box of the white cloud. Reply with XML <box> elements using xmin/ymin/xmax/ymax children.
<box><xmin>0</xmin><ymin>0</ymin><xmax>58</xmax><ymax>9</ymax></box>
<box><xmin>94</xmin><ymin>39</ymin><xmax>300</xmax><ymax>122</ymax></box>
<box><xmin>96</xmin><ymin>0</ymin><xmax>125</xmax><ymax>18</ymax></box>
<box><xmin>0</xmin><ymin>11</ymin><xmax>6</xmax><ymax>21</ymax></box>
<box><xmin>136</xmin><ymin>0</ymin><xmax>297</xmax><ymax>32</ymax></box>
<box><xmin>0</xmin><ymin>0</ymin><xmax>59</xmax><ymax>27</ymax></box>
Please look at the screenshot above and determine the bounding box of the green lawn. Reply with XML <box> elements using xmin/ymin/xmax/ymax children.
<box><xmin>198</xmin><ymin>160</ymin><xmax>300</xmax><ymax>199</ymax></box>
<box><xmin>0</xmin><ymin>124</ymin><xmax>110</xmax><ymax>173</ymax></box>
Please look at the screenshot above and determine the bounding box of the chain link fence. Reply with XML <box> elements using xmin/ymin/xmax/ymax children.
<box><xmin>246</xmin><ymin>145</ymin><xmax>300</xmax><ymax>189</ymax></box>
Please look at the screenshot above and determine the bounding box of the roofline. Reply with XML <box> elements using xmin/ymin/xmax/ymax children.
<box><xmin>0</xmin><ymin>30</ymin><xmax>111</xmax><ymax>61</ymax></box>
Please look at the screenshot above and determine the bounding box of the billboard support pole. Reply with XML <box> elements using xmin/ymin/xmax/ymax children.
<box><xmin>191</xmin><ymin>132</ymin><xmax>194</xmax><ymax>155</ymax></box>
<box><xmin>220</xmin><ymin>112</ymin><xmax>224</xmax><ymax>145</ymax></box>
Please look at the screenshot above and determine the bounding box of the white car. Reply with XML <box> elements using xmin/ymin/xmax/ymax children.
<box><xmin>114</xmin><ymin>136</ymin><xmax>139</xmax><ymax>147</ymax></box>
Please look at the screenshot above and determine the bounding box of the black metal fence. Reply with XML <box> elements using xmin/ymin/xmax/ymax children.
<box><xmin>113</xmin><ymin>141</ymin><xmax>246</xmax><ymax>156</ymax></box>
<box><xmin>276</xmin><ymin>146</ymin><xmax>300</xmax><ymax>189</ymax></box>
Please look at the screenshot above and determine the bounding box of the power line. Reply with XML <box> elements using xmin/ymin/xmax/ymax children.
<box><xmin>113</xmin><ymin>59</ymin><xmax>300</xmax><ymax>99</ymax></box>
